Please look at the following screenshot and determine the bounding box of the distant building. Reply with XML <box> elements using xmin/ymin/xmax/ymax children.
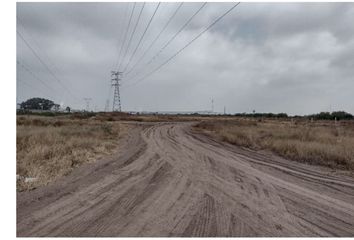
<box><xmin>51</xmin><ymin>104</ymin><xmax>60</xmax><ymax>112</ymax></box>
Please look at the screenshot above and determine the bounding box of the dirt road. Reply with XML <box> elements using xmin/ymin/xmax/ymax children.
<box><xmin>17</xmin><ymin>122</ymin><xmax>354</xmax><ymax>237</ymax></box>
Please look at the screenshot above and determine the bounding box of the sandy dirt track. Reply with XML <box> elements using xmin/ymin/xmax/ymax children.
<box><xmin>17</xmin><ymin>122</ymin><xmax>354</xmax><ymax>237</ymax></box>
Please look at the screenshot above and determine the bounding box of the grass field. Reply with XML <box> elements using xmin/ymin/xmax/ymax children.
<box><xmin>16</xmin><ymin>115</ymin><xmax>127</xmax><ymax>191</ymax></box>
<box><xmin>194</xmin><ymin>118</ymin><xmax>354</xmax><ymax>171</ymax></box>
<box><xmin>17</xmin><ymin>113</ymin><xmax>354</xmax><ymax>191</ymax></box>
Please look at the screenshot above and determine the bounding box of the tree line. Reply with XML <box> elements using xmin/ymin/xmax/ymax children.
<box><xmin>18</xmin><ymin>97</ymin><xmax>70</xmax><ymax>112</ymax></box>
<box><xmin>233</xmin><ymin>111</ymin><xmax>353</xmax><ymax>120</ymax></box>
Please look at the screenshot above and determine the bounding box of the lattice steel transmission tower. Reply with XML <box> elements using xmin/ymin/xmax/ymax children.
<box><xmin>104</xmin><ymin>99</ymin><xmax>110</xmax><ymax>112</ymax></box>
<box><xmin>83</xmin><ymin>98</ymin><xmax>92</xmax><ymax>112</ymax></box>
<box><xmin>111</xmin><ymin>71</ymin><xmax>122</xmax><ymax>112</ymax></box>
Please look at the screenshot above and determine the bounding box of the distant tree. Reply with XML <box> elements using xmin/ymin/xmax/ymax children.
<box><xmin>276</xmin><ymin>113</ymin><xmax>288</xmax><ymax>118</ymax></box>
<box><xmin>20</xmin><ymin>98</ymin><xmax>55</xmax><ymax>110</ymax></box>
<box><xmin>66</xmin><ymin>106</ymin><xmax>71</xmax><ymax>113</ymax></box>
<box><xmin>307</xmin><ymin>111</ymin><xmax>353</xmax><ymax>121</ymax></box>
<box><xmin>331</xmin><ymin>111</ymin><xmax>353</xmax><ymax>120</ymax></box>
<box><xmin>310</xmin><ymin>112</ymin><xmax>332</xmax><ymax>120</ymax></box>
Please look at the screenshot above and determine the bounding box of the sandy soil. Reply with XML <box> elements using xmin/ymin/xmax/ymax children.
<box><xmin>17</xmin><ymin>122</ymin><xmax>354</xmax><ymax>237</ymax></box>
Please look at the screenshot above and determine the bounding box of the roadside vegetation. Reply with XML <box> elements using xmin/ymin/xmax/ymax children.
<box><xmin>17</xmin><ymin>115</ymin><xmax>127</xmax><ymax>191</ymax></box>
<box><xmin>195</xmin><ymin>118</ymin><xmax>354</xmax><ymax>170</ymax></box>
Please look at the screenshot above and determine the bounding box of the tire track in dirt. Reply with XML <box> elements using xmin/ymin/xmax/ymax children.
<box><xmin>17</xmin><ymin>122</ymin><xmax>354</xmax><ymax>237</ymax></box>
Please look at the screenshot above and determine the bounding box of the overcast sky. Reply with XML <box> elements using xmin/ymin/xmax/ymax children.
<box><xmin>16</xmin><ymin>2</ymin><xmax>354</xmax><ymax>115</ymax></box>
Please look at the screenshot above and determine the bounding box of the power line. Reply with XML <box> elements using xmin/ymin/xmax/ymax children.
<box><xmin>17</xmin><ymin>77</ymin><xmax>50</xmax><ymax>98</ymax></box>
<box><xmin>17</xmin><ymin>60</ymin><xmax>59</xmax><ymax>94</ymax></box>
<box><xmin>122</xmin><ymin>2</ymin><xmax>161</xmax><ymax>73</ymax></box>
<box><xmin>115</xmin><ymin>3</ymin><xmax>135</xmax><ymax>70</ymax></box>
<box><xmin>125</xmin><ymin>2</ymin><xmax>184</xmax><ymax>76</ymax></box>
<box><xmin>17</xmin><ymin>16</ymin><xmax>62</xmax><ymax>75</ymax></box>
<box><xmin>112</xmin><ymin>3</ymin><xmax>129</xmax><ymax>70</ymax></box>
<box><xmin>18</xmin><ymin>15</ymin><xmax>84</xmax><ymax>102</ymax></box>
<box><xmin>17</xmin><ymin>29</ymin><xmax>79</xmax><ymax>101</ymax></box>
<box><xmin>118</xmin><ymin>2</ymin><xmax>146</xmax><ymax>71</ymax></box>
<box><xmin>125</xmin><ymin>2</ymin><xmax>207</xmax><ymax>80</ymax></box>
<box><xmin>111</xmin><ymin>3</ymin><xmax>139</xmax><ymax>112</ymax></box>
<box><xmin>125</xmin><ymin>2</ymin><xmax>241</xmax><ymax>88</ymax></box>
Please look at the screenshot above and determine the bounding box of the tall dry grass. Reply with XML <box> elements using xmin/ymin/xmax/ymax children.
<box><xmin>17</xmin><ymin>116</ymin><xmax>126</xmax><ymax>191</ymax></box>
<box><xmin>195</xmin><ymin>119</ymin><xmax>354</xmax><ymax>170</ymax></box>
<box><xmin>92</xmin><ymin>112</ymin><xmax>209</xmax><ymax>122</ymax></box>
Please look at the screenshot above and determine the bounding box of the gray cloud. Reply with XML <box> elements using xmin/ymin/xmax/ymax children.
<box><xmin>16</xmin><ymin>2</ymin><xmax>354</xmax><ymax>115</ymax></box>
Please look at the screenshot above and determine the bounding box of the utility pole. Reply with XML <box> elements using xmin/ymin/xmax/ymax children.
<box><xmin>111</xmin><ymin>71</ymin><xmax>122</xmax><ymax>112</ymax></box>
<box><xmin>83</xmin><ymin>98</ymin><xmax>92</xmax><ymax>112</ymax></box>
<box><xmin>104</xmin><ymin>99</ymin><xmax>110</xmax><ymax>112</ymax></box>
<box><xmin>211</xmin><ymin>98</ymin><xmax>214</xmax><ymax>113</ymax></box>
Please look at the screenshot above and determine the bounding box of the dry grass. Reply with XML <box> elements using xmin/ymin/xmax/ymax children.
<box><xmin>91</xmin><ymin>112</ymin><xmax>222</xmax><ymax>123</ymax></box>
<box><xmin>17</xmin><ymin>115</ymin><xmax>127</xmax><ymax>191</ymax></box>
<box><xmin>195</xmin><ymin>118</ymin><xmax>354</xmax><ymax>170</ymax></box>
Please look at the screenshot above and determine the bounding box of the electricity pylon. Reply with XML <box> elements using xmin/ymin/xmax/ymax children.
<box><xmin>111</xmin><ymin>71</ymin><xmax>122</xmax><ymax>112</ymax></box>
<box><xmin>104</xmin><ymin>99</ymin><xmax>110</xmax><ymax>112</ymax></box>
<box><xmin>83</xmin><ymin>98</ymin><xmax>92</xmax><ymax>112</ymax></box>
